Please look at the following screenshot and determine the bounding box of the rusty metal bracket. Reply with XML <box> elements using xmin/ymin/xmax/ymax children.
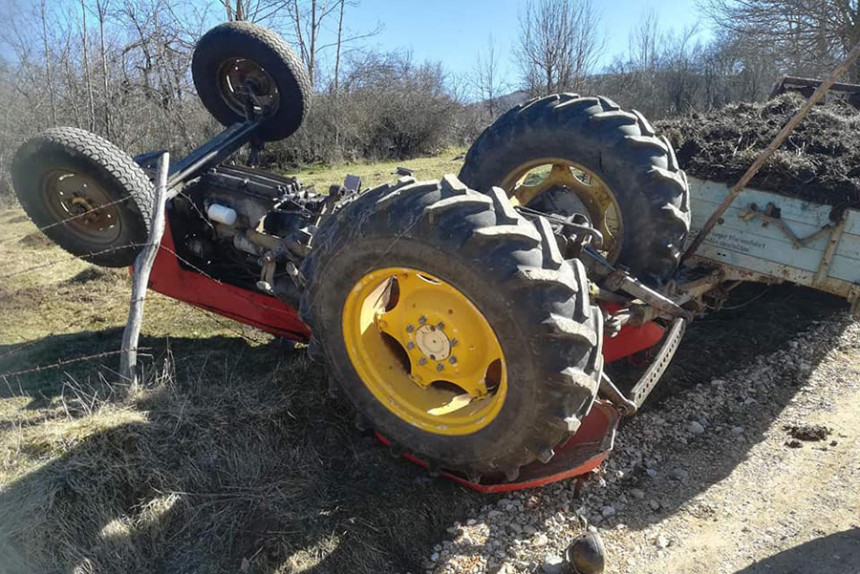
<box><xmin>813</xmin><ymin>215</ymin><xmax>848</xmax><ymax>287</ymax></box>
<box><xmin>601</xmin><ymin>269</ymin><xmax>693</xmax><ymax>322</ymax></box>
<box><xmin>849</xmin><ymin>288</ymin><xmax>860</xmax><ymax>319</ymax></box>
<box><xmin>597</xmin><ymin>317</ymin><xmax>687</xmax><ymax>416</ymax></box>
<box><xmin>739</xmin><ymin>202</ymin><xmax>841</xmax><ymax>249</ymax></box>
<box><xmin>582</xmin><ymin>248</ymin><xmax>694</xmax><ymax>322</ymax></box>
<box><xmin>598</xmin><ymin>373</ymin><xmax>637</xmax><ymax>416</ymax></box>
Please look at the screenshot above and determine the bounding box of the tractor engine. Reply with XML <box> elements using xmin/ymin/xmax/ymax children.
<box><xmin>168</xmin><ymin>165</ymin><xmax>328</xmax><ymax>305</ymax></box>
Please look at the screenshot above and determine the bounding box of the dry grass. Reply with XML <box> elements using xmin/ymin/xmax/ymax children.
<box><xmin>0</xmin><ymin>152</ymin><xmax>478</xmax><ymax>574</ymax></box>
<box><xmin>285</xmin><ymin>148</ymin><xmax>466</xmax><ymax>190</ymax></box>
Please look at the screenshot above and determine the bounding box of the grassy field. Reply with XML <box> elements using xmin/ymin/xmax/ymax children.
<box><xmin>0</xmin><ymin>153</ymin><xmax>480</xmax><ymax>574</ymax></box>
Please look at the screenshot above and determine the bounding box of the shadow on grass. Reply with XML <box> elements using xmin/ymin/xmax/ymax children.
<box><xmin>421</xmin><ymin>285</ymin><xmax>855</xmax><ymax>574</ymax></box>
<box><xmin>0</xmin><ymin>331</ymin><xmax>481</xmax><ymax>574</ymax></box>
<box><xmin>733</xmin><ymin>529</ymin><xmax>860</xmax><ymax>574</ymax></box>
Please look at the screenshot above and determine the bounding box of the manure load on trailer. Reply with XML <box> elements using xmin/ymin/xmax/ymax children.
<box><xmin>658</xmin><ymin>93</ymin><xmax>860</xmax><ymax>209</ymax></box>
<box><xmin>658</xmin><ymin>93</ymin><xmax>860</xmax><ymax>315</ymax></box>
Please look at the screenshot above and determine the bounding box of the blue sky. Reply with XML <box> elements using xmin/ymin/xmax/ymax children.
<box><xmin>343</xmin><ymin>0</ymin><xmax>710</xmax><ymax>84</ymax></box>
<box><xmin>1</xmin><ymin>0</ymin><xmax>711</xmax><ymax>94</ymax></box>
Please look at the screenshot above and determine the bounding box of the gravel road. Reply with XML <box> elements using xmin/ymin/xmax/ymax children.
<box><xmin>421</xmin><ymin>316</ymin><xmax>860</xmax><ymax>574</ymax></box>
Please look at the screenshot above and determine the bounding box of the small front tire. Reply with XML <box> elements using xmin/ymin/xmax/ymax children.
<box><xmin>11</xmin><ymin>127</ymin><xmax>154</xmax><ymax>268</ymax></box>
<box><xmin>192</xmin><ymin>22</ymin><xmax>311</xmax><ymax>142</ymax></box>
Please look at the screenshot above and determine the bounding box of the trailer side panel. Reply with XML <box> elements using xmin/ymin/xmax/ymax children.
<box><xmin>687</xmin><ymin>176</ymin><xmax>860</xmax><ymax>306</ymax></box>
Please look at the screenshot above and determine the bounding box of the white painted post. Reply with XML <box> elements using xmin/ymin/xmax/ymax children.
<box><xmin>120</xmin><ymin>152</ymin><xmax>169</xmax><ymax>388</ymax></box>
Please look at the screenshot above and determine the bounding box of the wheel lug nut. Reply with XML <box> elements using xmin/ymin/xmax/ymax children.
<box><xmin>450</xmin><ymin>339</ymin><xmax>458</xmax><ymax>347</ymax></box>
<box><xmin>418</xmin><ymin>315</ymin><xmax>427</xmax><ymax>325</ymax></box>
<box><xmin>436</xmin><ymin>322</ymin><xmax>444</xmax><ymax>330</ymax></box>
<box><xmin>449</xmin><ymin>356</ymin><xmax>457</xmax><ymax>365</ymax></box>
<box><xmin>406</xmin><ymin>342</ymin><xmax>415</xmax><ymax>350</ymax></box>
<box><xmin>406</xmin><ymin>324</ymin><xmax>414</xmax><ymax>333</ymax></box>
<box><xmin>436</xmin><ymin>363</ymin><xmax>444</xmax><ymax>372</ymax></box>
<box><xmin>418</xmin><ymin>357</ymin><xmax>427</xmax><ymax>366</ymax></box>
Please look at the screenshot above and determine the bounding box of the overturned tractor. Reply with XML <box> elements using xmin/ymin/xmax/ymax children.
<box><xmin>12</xmin><ymin>22</ymin><xmax>859</xmax><ymax>490</ymax></box>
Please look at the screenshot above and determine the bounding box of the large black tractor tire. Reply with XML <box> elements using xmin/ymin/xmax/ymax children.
<box><xmin>299</xmin><ymin>175</ymin><xmax>603</xmax><ymax>480</ymax></box>
<box><xmin>11</xmin><ymin>127</ymin><xmax>154</xmax><ymax>268</ymax></box>
<box><xmin>192</xmin><ymin>21</ymin><xmax>311</xmax><ymax>142</ymax></box>
<box><xmin>459</xmin><ymin>93</ymin><xmax>690</xmax><ymax>284</ymax></box>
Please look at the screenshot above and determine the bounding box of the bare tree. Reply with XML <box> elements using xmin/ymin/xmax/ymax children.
<box><xmin>284</xmin><ymin>0</ymin><xmax>379</xmax><ymax>90</ymax></box>
<box><xmin>220</xmin><ymin>0</ymin><xmax>245</xmax><ymax>21</ymax></box>
<box><xmin>662</xmin><ymin>26</ymin><xmax>705</xmax><ymax>114</ymax></box>
<box><xmin>471</xmin><ymin>36</ymin><xmax>506</xmax><ymax>120</ymax></box>
<box><xmin>94</xmin><ymin>0</ymin><xmax>112</xmax><ymax>138</ymax></box>
<box><xmin>39</xmin><ymin>0</ymin><xmax>57</xmax><ymax>124</ymax></box>
<box><xmin>629</xmin><ymin>8</ymin><xmax>660</xmax><ymax>71</ymax></box>
<box><xmin>333</xmin><ymin>0</ymin><xmax>345</xmax><ymax>91</ymax></box>
<box><xmin>219</xmin><ymin>0</ymin><xmax>285</xmax><ymax>23</ymax></box>
<box><xmin>596</xmin><ymin>11</ymin><xmax>715</xmax><ymax>117</ymax></box>
<box><xmin>515</xmin><ymin>0</ymin><xmax>603</xmax><ymax>96</ymax></box>
<box><xmin>286</xmin><ymin>0</ymin><xmax>340</xmax><ymax>86</ymax></box>
<box><xmin>703</xmin><ymin>0</ymin><xmax>860</xmax><ymax>81</ymax></box>
<box><xmin>80</xmin><ymin>0</ymin><xmax>96</xmax><ymax>130</ymax></box>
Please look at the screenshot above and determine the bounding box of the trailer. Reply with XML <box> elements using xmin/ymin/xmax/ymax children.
<box><xmin>684</xmin><ymin>177</ymin><xmax>860</xmax><ymax>318</ymax></box>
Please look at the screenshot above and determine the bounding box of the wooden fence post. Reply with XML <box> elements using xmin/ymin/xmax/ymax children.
<box><xmin>120</xmin><ymin>152</ymin><xmax>169</xmax><ymax>388</ymax></box>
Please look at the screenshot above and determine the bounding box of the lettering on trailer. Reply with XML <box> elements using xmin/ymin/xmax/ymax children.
<box><xmin>702</xmin><ymin>231</ymin><xmax>768</xmax><ymax>256</ymax></box>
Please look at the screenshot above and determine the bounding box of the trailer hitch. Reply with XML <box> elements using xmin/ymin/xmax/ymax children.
<box><xmin>581</xmin><ymin>248</ymin><xmax>693</xmax><ymax>322</ymax></box>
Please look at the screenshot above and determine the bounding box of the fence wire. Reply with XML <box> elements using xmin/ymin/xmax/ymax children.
<box><xmin>0</xmin><ymin>192</ymin><xmax>138</xmax><ymax>245</ymax></box>
<box><xmin>0</xmin><ymin>349</ymin><xmax>153</xmax><ymax>379</ymax></box>
<box><xmin>0</xmin><ymin>220</ymin><xmax>280</xmax><ymax>381</ymax></box>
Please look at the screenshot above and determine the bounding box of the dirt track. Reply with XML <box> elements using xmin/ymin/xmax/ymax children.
<box><xmin>425</xmin><ymin>315</ymin><xmax>860</xmax><ymax>574</ymax></box>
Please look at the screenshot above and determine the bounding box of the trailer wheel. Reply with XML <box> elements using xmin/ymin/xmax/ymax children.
<box><xmin>192</xmin><ymin>21</ymin><xmax>311</xmax><ymax>142</ymax></box>
<box><xmin>459</xmin><ymin>94</ymin><xmax>690</xmax><ymax>284</ymax></box>
<box><xmin>300</xmin><ymin>175</ymin><xmax>603</xmax><ymax>480</ymax></box>
<box><xmin>11</xmin><ymin>127</ymin><xmax>154</xmax><ymax>268</ymax></box>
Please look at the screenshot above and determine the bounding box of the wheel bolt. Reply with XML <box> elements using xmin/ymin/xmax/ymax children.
<box><xmin>418</xmin><ymin>315</ymin><xmax>427</xmax><ymax>325</ymax></box>
<box><xmin>436</xmin><ymin>322</ymin><xmax>445</xmax><ymax>330</ymax></box>
<box><xmin>450</xmin><ymin>339</ymin><xmax>458</xmax><ymax>347</ymax></box>
<box><xmin>418</xmin><ymin>357</ymin><xmax>428</xmax><ymax>366</ymax></box>
<box><xmin>406</xmin><ymin>324</ymin><xmax>414</xmax><ymax>333</ymax></box>
<box><xmin>449</xmin><ymin>356</ymin><xmax>457</xmax><ymax>365</ymax></box>
<box><xmin>406</xmin><ymin>342</ymin><xmax>415</xmax><ymax>350</ymax></box>
<box><xmin>436</xmin><ymin>363</ymin><xmax>444</xmax><ymax>372</ymax></box>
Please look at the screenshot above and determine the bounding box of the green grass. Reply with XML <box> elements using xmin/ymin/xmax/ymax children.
<box><xmin>284</xmin><ymin>148</ymin><xmax>466</xmax><ymax>190</ymax></box>
<box><xmin>0</xmin><ymin>153</ymin><xmax>479</xmax><ymax>574</ymax></box>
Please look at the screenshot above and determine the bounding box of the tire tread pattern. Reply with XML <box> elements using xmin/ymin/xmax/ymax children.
<box><xmin>459</xmin><ymin>93</ymin><xmax>691</xmax><ymax>283</ymax></box>
<box><xmin>192</xmin><ymin>22</ymin><xmax>311</xmax><ymax>142</ymax></box>
<box><xmin>12</xmin><ymin>127</ymin><xmax>154</xmax><ymax>267</ymax></box>
<box><xmin>299</xmin><ymin>175</ymin><xmax>602</xmax><ymax>479</ymax></box>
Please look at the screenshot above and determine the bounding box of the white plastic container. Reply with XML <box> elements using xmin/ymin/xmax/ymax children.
<box><xmin>206</xmin><ymin>203</ymin><xmax>237</xmax><ymax>226</ymax></box>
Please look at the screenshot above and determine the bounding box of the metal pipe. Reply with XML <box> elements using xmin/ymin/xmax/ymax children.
<box><xmin>164</xmin><ymin>120</ymin><xmax>261</xmax><ymax>196</ymax></box>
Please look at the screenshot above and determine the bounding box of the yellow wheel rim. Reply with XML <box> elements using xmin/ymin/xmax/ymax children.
<box><xmin>342</xmin><ymin>267</ymin><xmax>507</xmax><ymax>435</ymax></box>
<box><xmin>501</xmin><ymin>159</ymin><xmax>623</xmax><ymax>261</ymax></box>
